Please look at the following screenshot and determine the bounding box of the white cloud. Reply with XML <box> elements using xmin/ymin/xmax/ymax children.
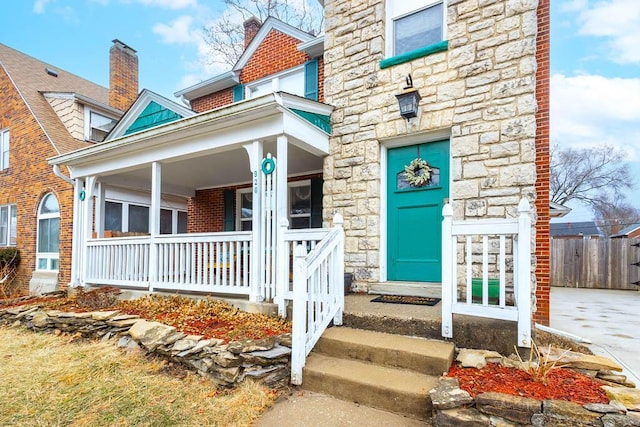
<box><xmin>551</xmin><ymin>73</ymin><xmax>640</xmax><ymax>161</ymax></box>
<box><xmin>33</xmin><ymin>0</ymin><xmax>52</xmax><ymax>13</ymax></box>
<box><xmin>575</xmin><ymin>0</ymin><xmax>640</xmax><ymax>64</ymax></box>
<box><xmin>153</xmin><ymin>15</ymin><xmax>198</xmax><ymax>44</ymax></box>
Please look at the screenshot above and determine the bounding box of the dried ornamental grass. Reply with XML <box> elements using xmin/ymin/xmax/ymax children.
<box><xmin>0</xmin><ymin>326</ymin><xmax>279</xmax><ymax>426</ymax></box>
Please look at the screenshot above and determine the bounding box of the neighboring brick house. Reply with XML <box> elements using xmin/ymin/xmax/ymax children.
<box><xmin>321</xmin><ymin>0</ymin><xmax>551</xmax><ymax>323</ymax></box>
<box><xmin>0</xmin><ymin>40</ymin><xmax>138</xmax><ymax>294</ymax></box>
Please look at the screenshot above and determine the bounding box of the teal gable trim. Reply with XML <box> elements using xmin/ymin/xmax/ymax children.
<box><xmin>124</xmin><ymin>101</ymin><xmax>183</xmax><ymax>135</ymax></box>
<box><xmin>379</xmin><ymin>40</ymin><xmax>449</xmax><ymax>69</ymax></box>
<box><xmin>290</xmin><ymin>108</ymin><xmax>331</xmax><ymax>134</ymax></box>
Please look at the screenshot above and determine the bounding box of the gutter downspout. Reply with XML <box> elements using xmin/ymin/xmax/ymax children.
<box><xmin>52</xmin><ymin>165</ymin><xmax>82</xmax><ymax>287</ymax></box>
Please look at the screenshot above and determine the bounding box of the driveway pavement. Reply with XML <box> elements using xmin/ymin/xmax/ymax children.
<box><xmin>550</xmin><ymin>287</ymin><xmax>640</xmax><ymax>385</ymax></box>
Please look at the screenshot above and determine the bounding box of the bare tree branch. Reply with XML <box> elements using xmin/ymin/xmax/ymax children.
<box><xmin>593</xmin><ymin>197</ymin><xmax>640</xmax><ymax>236</ymax></box>
<box><xmin>550</xmin><ymin>144</ymin><xmax>635</xmax><ymax>212</ymax></box>
<box><xmin>203</xmin><ymin>0</ymin><xmax>324</xmax><ymax>68</ymax></box>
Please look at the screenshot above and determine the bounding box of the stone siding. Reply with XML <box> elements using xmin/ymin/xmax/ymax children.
<box><xmin>323</xmin><ymin>0</ymin><xmax>542</xmax><ymax>290</ymax></box>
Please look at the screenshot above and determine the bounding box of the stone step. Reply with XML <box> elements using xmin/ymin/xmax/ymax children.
<box><xmin>314</xmin><ymin>326</ymin><xmax>454</xmax><ymax>376</ymax></box>
<box><xmin>302</xmin><ymin>352</ymin><xmax>439</xmax><ymax>421</ymax></box>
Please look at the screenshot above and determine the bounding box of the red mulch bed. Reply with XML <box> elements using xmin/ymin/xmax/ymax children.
<box><xmin>448</xmin><ymin>362</ymin><xmax>609</xmax><ymax>405</ymax></box>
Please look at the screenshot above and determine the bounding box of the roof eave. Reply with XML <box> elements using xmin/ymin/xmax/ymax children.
<box><xmin>173</xmin><ymin>71</ymin><xmax>240</xmax><ymax>101</ymax></box>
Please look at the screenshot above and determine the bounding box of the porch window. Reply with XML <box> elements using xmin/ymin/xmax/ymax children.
<box><xmin>289</xmin><ymin>181</ymin><xmax>312</xmax><ymax>229</ymax></box>
<box><xmin>0</xmin><ymin>128</ymin><xmax>9</xmax><ymax>171</ymax></box>
<box><xmin>36</xmin><ymin>193</ymin><xmax>59</xmax><ymax>271</ymax></box>
<box><xmin>0</xmin><ymin>204</ymin><xmax>17</xmax><ymax>246</ymax></box>
<box><xmin>235</xmin><ymin>180</ymin><xmax>314</xmax><ymax>230</ymax></box>
<box><xmin>238</xmin><ymin>190</ymin><xmax>253</xmax><ymax>231</ymax></box>
<box><xmin>104</xmin><ymin>200</ymin><xmax>187</xmax><ymax>234</ymax></box>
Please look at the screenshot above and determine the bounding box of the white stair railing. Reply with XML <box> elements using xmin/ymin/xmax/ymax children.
<box><xmin>290</xmin><ymin>214</ymin><xmax>345</xmax><ymax>385</ymax></box>
<box><xmin>441</xmin><ymin>198</ymin><xmax>532</xmax><ymax>348</ymax></box>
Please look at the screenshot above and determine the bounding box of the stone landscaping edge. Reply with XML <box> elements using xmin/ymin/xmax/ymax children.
<box><xmin>430</xmin><ymin>349</ymin><xmax>640</xmax><ymax>426</ymax></box>
<box><xmin>0</xmin><ymin>304</ymin><xmax>292</xmax><ymax>388</ymax></box>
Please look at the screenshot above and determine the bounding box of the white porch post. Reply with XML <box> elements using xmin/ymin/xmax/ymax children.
<box><xmin>94</xmin><ymin>181</ymin><xmax>105</xmax><ymax>239</ymax></box>
<box><xmin>82</xmin><ymin>176</ymin><xmax>96</xmax><ymax>284</ymax></box>
<box><xmin>70</xmin><ymin>178</ymin><xmax>84</xmax><ymax>286</ymax></box>
<box><xmin>441</xmin><ymin>202</ymin><xmax>453</xmax><ymax>338</ymax></box>
<box><xmin>244</xmin><ymin>141</ymin><xmax>263</xmax><ymax>302</ymax></box>
<box><xmin>276</xmin><ymin>135</ymin><xmax>288</xmax><ymax>316</ymax></box>
<box><xmin>516</xmin><ymin>198</ymin><xmax>532</xmax><ymax>348</ymax></box>
<box><xmin>149</xmin><ymin>162</ymin><xmax>161</xmax><ymax>291</ymax></box>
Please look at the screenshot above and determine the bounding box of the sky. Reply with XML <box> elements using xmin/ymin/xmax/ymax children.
<box><xmin>2</xmin><ymin>0</ymin><xmax>639</xmax><ymax>222</ymax></box>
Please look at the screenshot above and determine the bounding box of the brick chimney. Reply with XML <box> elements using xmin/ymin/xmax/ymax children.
<box><xmin>109</xmin><ymin>39</ymin><xmax>138</xmax><ymax>111</ymax></box>
<box><xmin>243</xmin><ymin>17</ymin><xmax>261</xmax><ymax>48</ymax></box>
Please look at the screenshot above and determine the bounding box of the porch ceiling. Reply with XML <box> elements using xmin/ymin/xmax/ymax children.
<box><xmin>98</xmin><ymin>142</ymin><xmax>323</xmax><ymax>196</ymax></box>
<box><xmin>49</xmin><ymin>93</ymin><xmax>332</xmax><ymax>196</ymax></box>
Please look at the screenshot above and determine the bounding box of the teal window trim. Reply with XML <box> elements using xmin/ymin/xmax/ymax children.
<box><xmin>232</xmin><ymin>84</ymin><xmax>245</xmax><ymax>102</ymax></box>
<box><xmin>289</xmin><ymin>108</ymin><xmax>331</xmax><ymax>134</ymax></box>
<box><xmin>380</xmin><ymin>40</ymin><xmax>448</xmax><ymax>69</ymax></box>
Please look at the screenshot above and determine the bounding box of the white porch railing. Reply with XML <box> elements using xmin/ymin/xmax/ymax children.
<box><xmin>85</xmin><ymin>231</ymin><xmax>253</xmax><ymax>295</ymax></box>
<box><xmin>290</xmin><ymin>214</ymin><xmax>345</xmax><ymax>385</ymax></box>
<box><xmin>441</xmin><ymin>198</ymin><xmax>532</xmax><ymax>348</ymax></box>
<box><xmin>86</xmin><ymin>236</ymin><xmax>151</xmax><ymax>288</ymax></box>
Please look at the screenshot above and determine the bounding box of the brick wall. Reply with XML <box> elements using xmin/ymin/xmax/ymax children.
<box><xmin>535</xmin><ymin>0</ymin><xmax>551</xmax><ymax>326</ymax></box>
<box><xmin>191</xmin><ymin>87</ymin><xmax>234</xmax><ymax>114</ymax></box>
<box><xmin>0</xmin><ymin>67</ymin><xmax>73</xmax><ymax>293</ymax></box>
<box><xmin>240</xmin><ymin>30</ymin><xmax>311</xmax><ymax>84</ymax></box>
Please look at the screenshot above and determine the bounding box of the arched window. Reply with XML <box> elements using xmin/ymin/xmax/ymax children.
<box><xmin>37</xmin><ymin>193</ymin><xmax>60</xmax><ymax>271</ymax></box>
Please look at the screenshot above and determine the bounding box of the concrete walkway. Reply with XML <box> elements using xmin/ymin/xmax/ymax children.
<box><xmin>550</xmin><ymin>287</ymin><xmax>640</xmax><ymax>385</ymax></box>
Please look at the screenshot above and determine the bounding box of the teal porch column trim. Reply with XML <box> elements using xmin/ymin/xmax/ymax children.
<box><xmin>379</xmin><ymin>40</ymin><xmax>449</xmax><ymax>69</ymax></box>
<box><xmin>289</xmin><ymin>108</ymin><xmax>331</xmax><ymax>134</ymax></box>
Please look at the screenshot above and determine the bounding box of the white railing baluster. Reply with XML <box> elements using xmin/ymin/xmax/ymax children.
<box><xmin>441</xmin><ymin>198</ymin><xmax>532</xmax><ymax>348</ymax></box>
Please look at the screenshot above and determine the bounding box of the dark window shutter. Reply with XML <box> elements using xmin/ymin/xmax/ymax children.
<box><xmin>232</xmin><ymin>84</ymin><xmax>245</xmax><ymax>102</ymax></box>
<box><xmin>304</xmin><ymin>59</ymin><xmax>319</xmax><ymax>101</ymax></box>
<box><xmin>310</xmin><ymin>177</ymin><xmax>323</xmax><ymax>228</ymax></box>
<box><xmin>223</xmin><ymin>189</ymin><xmax>235</xmax><ymax>231</ymax></box>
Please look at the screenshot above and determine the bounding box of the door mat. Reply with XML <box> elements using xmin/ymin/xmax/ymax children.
<box><xmin>370</xmin><ymin>295</ymin><xmax>441</xmax><ymax>306</ymax></box>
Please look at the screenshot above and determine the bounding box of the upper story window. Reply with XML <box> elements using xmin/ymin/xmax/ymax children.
<box><xmin>85</xmin><ymin>109</ymin><xmax>117</xmax><ymax>143</ymax></box>
<box><xmin>246</xmin><ymin>66</ymin><xmax>306</xmax><ymax>99</ymax></box>
<box><xmin>0</xmin><ymin>204</ymin><xmax>17</xmax><ymax>246</ymax></box>
<box><xmin>385</xmin><ymin>1</ymin><xmax>447</xmax><ymax>60</ymax></box>
<box><xmin>0</xmin><ymin>129</ymin><xmax>9</xmax><ymax>171</ymax></box>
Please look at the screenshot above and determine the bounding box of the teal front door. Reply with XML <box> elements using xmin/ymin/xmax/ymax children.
<box><xmin>387</xmin><ymin>141</ymin><xmax>450</xmax><ymax>282</ymax></box>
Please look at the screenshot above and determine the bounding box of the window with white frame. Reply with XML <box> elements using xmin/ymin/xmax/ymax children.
<box><xmin>104</xmin><ymin>200</ymin><xmax>187</xmax><ymax>234</ymax></box>
<box><xmin>84</xmin><ymin>109</ymin><xmax>117</xmax><ymax>143</ymax></box>
<box><xmin>246</xmin><ymin>66</ymin><xmax>305</xmax><ymax>99</ymax></box>
<box><xmin>36</xmin><ymin>193</ymin><xmax>59</xmax><ymax>271</ymax></box>
<box><xmin>386</xmin><ymin>1</ymin><xmax>446</xmax><ymax>57</ymax></box>
<box><xmin>236</xmin><ymin>180</ymin><xmax>312</xmax><ymax>230</ymax></box>
<box><xmin>0</xmin><ymin>129</ymin><xmax>9</xmax><ymax>171</ymax></box>
<box><xmin>0</xmin><ymin>204</ymin><xmax>17</xmax><ymax>246</ymax></box>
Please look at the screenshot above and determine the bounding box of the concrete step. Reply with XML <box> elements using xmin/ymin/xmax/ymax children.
<box><xmin>368</xmin><ymin>281</ymin><xmax>442</xmax><ymax>298</ymax></box>
<box><xmin>314</xmin><ymin>326</ymin><xmax>454</xmax><ymax>376</ymax></box>
<box><xmin>302</xmin><ymin>352</ymin><xmax>439</xmax><ymax>421</ymax></box>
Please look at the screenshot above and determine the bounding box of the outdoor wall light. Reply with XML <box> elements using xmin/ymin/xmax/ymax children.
<box><xmin>395</xmin><ymin>74</ymin><xmax>421</xmax><ymax>120</ymax></box>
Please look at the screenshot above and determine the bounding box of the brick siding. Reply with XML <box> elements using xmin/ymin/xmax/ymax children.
<box><xmin>535</xmin><ymin>0</ymin><xmax>551</xmax><ymax>326</ymax></box>
<box><xmin>0</xmin><ymin>67</ymin><xmax>73</xmax><ymax>292</ymax></box>
<box><xmin>191</xmin><ymin>87</ymin><xmax>234</xmax><ymax>114</ymax></box>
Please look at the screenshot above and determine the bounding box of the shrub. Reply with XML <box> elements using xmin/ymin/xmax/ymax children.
<box><xmin>0</xmin><ymin>248</ymin><xmax>20</xmax><ymax>269</ymax></box>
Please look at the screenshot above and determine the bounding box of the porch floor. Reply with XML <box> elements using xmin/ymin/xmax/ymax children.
<box><xmin>343</xmin><ymin>293</ymin><xmax>442</xmax><ymax>341</ymax></box>
<box><xmin>343</xmin><ymin>293</ymin><xmax>519</xmax><ymax>354</ymax></box>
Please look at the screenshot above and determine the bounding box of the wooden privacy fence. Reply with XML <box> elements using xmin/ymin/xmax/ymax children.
<box><xmin>550</xmin><ymin>238</ymin><xmax>640</xmax><ymax>289</ymax></box>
